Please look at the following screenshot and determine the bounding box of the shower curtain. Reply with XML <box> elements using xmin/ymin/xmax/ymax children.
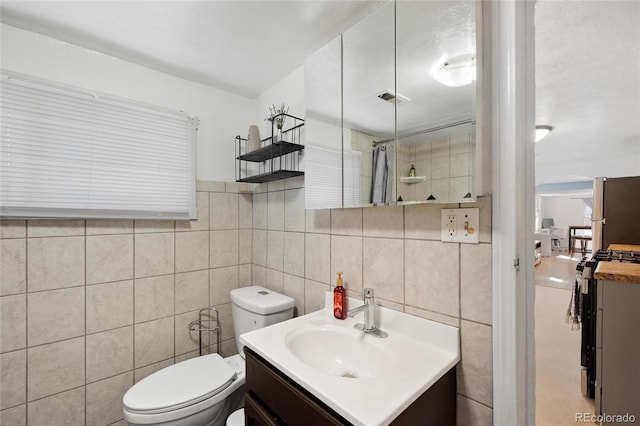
<box><xmin>370</xmin><ymin>144</ymin><xmax>394</xmax><ymax>204</ymax></box>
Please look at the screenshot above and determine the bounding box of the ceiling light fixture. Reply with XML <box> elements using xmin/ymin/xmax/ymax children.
<box><xmin>433</xmin><ymin>54</ymin><xmax>476</xmax><ymax>87</ymax></box>
<box><xmin>535</xmin><ymin>125</ymin><xmax>552</xmax><ymax>142</ymax></box>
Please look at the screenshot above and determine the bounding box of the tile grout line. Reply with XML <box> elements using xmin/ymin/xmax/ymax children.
<box><xmin>24</xmin><ymin>222</ymin><xmax>29</xmax><ymax>423</ymax></box>
<box><xmin>83</xmin><ymin>219</ymin><xmax>87</xmax><ymax>425</ymax></box>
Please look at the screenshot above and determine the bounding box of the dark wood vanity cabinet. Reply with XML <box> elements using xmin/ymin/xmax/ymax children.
<box><xmin>244</xmin><ymin>348</ymin><xmax>456</xmax><ymax>426</ymax></box>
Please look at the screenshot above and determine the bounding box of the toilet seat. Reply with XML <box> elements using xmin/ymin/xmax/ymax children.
<box><xmin>123</xmin><ymin>354</ymin><xmax>236</xmax><ymax>414</ymax></box>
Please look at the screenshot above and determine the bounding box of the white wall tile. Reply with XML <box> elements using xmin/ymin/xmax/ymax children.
<box><xmin>175</xmin><ymin>311</ymin><xmax>201</xmax><ymax>356</ymax></box>
<box><xmin>239</xmin><ymin>193</ymin><xmax>253</xmax><ymax>229</ymax></box>
<box><xmin>28</xmin><ymin>287</ymin><xmax>85</xmax><ymax>346</ymax></box>
<box><xmin>210</xmin><ymin>230</ymin><xmax>238</xmax><ymax>268</ymax></box>
<box><xmin>210</xmin><ymin>266</ymin><xmax>238</xmax><ymax>306</ymax></box>
<box><xmin>331</xmin><ymin>208</ymin><xmax>362</xmax><ymax>236</ymax></box>
<box><xmin>284</xmin><ymin>189</ymin><xmax>305</xmax><ymax>232</ymax></box>
<box><xmin>252</xmin><ymin>193</ymin><xmax>268</xmax><ymax>229</ymax></box>
<box><xmin>210</xmin><ymin>193</ymin><xmax>239</xmax><ymax>230</ymax></box>
<box><xmin>176</xmin><ymin>192</ymin><xmax>209</xmax><ymax>232</ymax></box>
<box><xmin>134</xmin><ymin>233</ymin><xmax>174</xmax><ymax>278</ymax></box>
<box><xmin>404</xmin><ymin>305</ymin><xmax>460</xmax><ymax>327</ymax></box>
<box><xmin>461</xmin><ymin>244</ymin><xmax>492</xmax><ymax>325</ymax></box>
<box><xmin>1</xmin><ymin>404</ymin><xmax>26</xmax><ymax>426</ymax></box>
<box><xmin>252</xmin><ymin>265</ymin><xmax>267</xmax><ymax>287</ymax></box>
<box><xmin>27</xmin><ymin>236</ymin><xmax>85</xmax><ymax>292</ymax></box>
<box><xmin>86</xmin><ymin>326</ymin><xmax>133</xmax><ymax>383</ymax></box>
<box><xmin>266</xmin><ymin>231</ymin><xmax>284</xmax><ymax>271</ymax></box>
<box><xmin>304</xmin><ymin>280</ymin><xmax>329</xmax><ymax>314</ymax></box>
<box><xmin>1</xmin><ymin>350</ymin><xmax>26</xmax><ymax>409</ymax></box>
<box><xmin>405</xmin><ymin>240</ymin><xmax>459</xmax><ymax>317</ymax></box>
<box><xmin>458</xmin><ymin>320</ymin><xmax>493</xmax><ymax>407</ymax></box>
<box><xmin>27</xmin><ymin>220</ymin><xmax>85</xmax><ymax>238</ymax></box>
<box><xmin>450</xmin><ymin>153</ymin><xmax>471</xmax><ymax>177</ymax></box>
<box><xmin>305</xmin><ymin>209</ymin><xmax>331</xmax><ymax>234</ymax></box>
<box><xmin>239</xmin><ymin>264</ymin><xmax>252</xmax><ymax>287</ymax></box>
<box><xmin>1</xmin><ymin>239</ymin><xmax>26</xmax><ymax>296</ymax></box>
<box><xmin>134</xmin><ymin>359</ymin><xmax>173</xmax><ymax>383</ymax></box>
<box><xmin>134</xmin><ymin>317</ymin><xmax>174</xmax><ymax>368</ymax></box>
<box><xmin>405</xmin><ymin>203</ymin><xmax>457</xmax><ymax>240</ymax></box>
<box><xmin>175</xmin><ymin>231</ymin><xmax>209</xmax><ymax>273</ymax></box>
<box><xmin>86</xmin><ymin>234</ymin><xmax>133</xmax><ymax>284</ymax></box>
<box><xmin>0</xmin><ymin>295</ymin><xmax>26</xmax><ymax>353</ymax></box>
<box><xmin>252</xmin><ymin>229</ymin><xmax>267</xmax><ymax>267</ymax></box>
<box><xmin>86</xmin><ymin>372</ymin><xmax>133</xmax><ymax>426</ymax></box>
<box><xmin>266</xmin><ymin>269</ymin><xmax>284</xmax><ymax>293</ymax></box>
<box><xmin>457</xmin><ymin>395</ymin><xmax>492</xmax><ymax>426</ymax></box>
<box><xmin>363</xmin><ymin>205</ymin><xmax>403</xmax><ymax>238</ymax></box>
<box><xmin>283</xmin><ymin>232</ymin><xmax>304</xmax><ymax>277</ymax></box>
<box><xmin>27</xmin><ymin>387</ymin><xmax>84</xmax><ymax>426</ymax></box>
<box><xmin>175</xmin><ymin>270</ymin><xmax>209</xmax><ymax>314</ymax></box>
<box><xmin>86</xmin><ymin>220</ymin><xmax>133</xmax><ymax>235</ymax></box>
<box><xmin>134</xmin><ymin>275</ymin><xmax>174</xmax><ymax>323</ymax></box>
<box><xmin>0</xmin><ymin>220</ymin><xmax>26</xmax><ymax>239</ymax></box>
<box><xmin>304</xmin><ymin>233</ymin><xmax>330</xmax><ymax>284</ymax></box>
<box><xmin>283</xmin><ymin>274</ymin><xmax>305</xmax><ymax>316</ymax></box>
<box><xmin>267</xmin><ymin>191</ymin><xmax>285</xmax><ymax>231</ymax></box>
<box><xmin>362</xmin><ymin>238</ymin><xmax>404</xmax><ymax>303</ymax></box>
<box><xmin>134</xmin><ymin>220</ymin><xmax>175</xmax><ymax>233</ymax></box>
<box><xmin>331</xmin><ymin>235</ymin><xmax>363</xmax><ymax>294</ymax></box>
<box><xmin>27</xmin><ymin>337</ymin><xmax>85</xmax><ymax>401</ymax></box>
<box><xmin>239</xmin><ymin>229</ymin><xmax>252</xmax><ymax>264</ymax></box>
<box><xmin>86</xmin><ymin>280</ymin><xmax>133</xmax><ymax>334</ymax></box>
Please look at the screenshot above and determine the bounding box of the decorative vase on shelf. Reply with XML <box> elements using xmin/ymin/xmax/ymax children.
<box><xmin>247</xmin><ymin>125</ymin><xmax>261</xmax><ymax>152</ymax></box>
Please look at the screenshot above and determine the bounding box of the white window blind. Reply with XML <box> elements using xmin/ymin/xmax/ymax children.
<box><xmin>0</xmin><ymin>72</ymin><xmax>197</xmax><ymax>219</ymax></box>
<box><xmin>305</xmin><ymin>144</ymin><xmax>343</xmax><ymax>210</ymax></box>
<box><xmin>342</xmin><ymin>149</ymin><xmax>362</xmax><ymax>208</ymax></box>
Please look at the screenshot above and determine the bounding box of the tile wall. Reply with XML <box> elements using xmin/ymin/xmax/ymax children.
<box><xmin>0</xmin><ymin>181</ymin><xmax>252</xmax><ymax>426</ymax></box>
<box><xmin>1</xmin><ymin>176</ymin><xmax>493</xmax><ymax>426</ymax></box>
<box><xmin>252</xmin><ymin>176</ymin><xmax>493</xmax><ymax>425</ymax></box>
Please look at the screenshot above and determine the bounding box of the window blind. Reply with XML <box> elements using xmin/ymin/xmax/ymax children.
<box><xmin>343</xmin><ymin>149</ymin><xmax>362</xmax><ymax>208</ymax></box>
<box><xmin>0</xmin><ymin>71</ymin><xmax>197</xmax><ymax>219</ymax></box>
<box><xmin>304</xmin><ymin>144</ymin><xmax>343</xmax><ymax>210</ymax></box>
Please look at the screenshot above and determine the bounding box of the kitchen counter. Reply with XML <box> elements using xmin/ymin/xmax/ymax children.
<box><xmin>594</xmin><ymin>262</ymin><xmax>640</xmax><ymax>284</ymax></box>
<box><xmin>593</xmin><ymin>244</ymin><xmax>640</xmax><ymax>283</ymax></box>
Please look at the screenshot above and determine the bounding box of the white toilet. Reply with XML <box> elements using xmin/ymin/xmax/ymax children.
<box><xmin>122</xmin><ymin>286</ymin><xmax>294</xmax><ymax>426</ymax></box>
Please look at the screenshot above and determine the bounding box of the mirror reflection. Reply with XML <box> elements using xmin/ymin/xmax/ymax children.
<box><xmin>304</xmin><ymin>0</ymin><xmax>477</xmax><ymax>209</ymax></box>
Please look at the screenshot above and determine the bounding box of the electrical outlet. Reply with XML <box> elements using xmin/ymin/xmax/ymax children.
<box><xmin>441</xmin><ymin>208</ymin><xmax>480</xmax><ymax>243</ymax></box>
<box><xmin>447</xmin><ymin>215</ymin><xmax>457</xmax><ymax>236</ymax></box>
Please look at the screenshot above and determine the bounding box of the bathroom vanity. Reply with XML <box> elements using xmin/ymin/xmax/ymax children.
<box><xmin>244</xmin><ymin>348</ymin><xmax>456</xmax><ymax>425</ymax></box>
<box><xmin>240</xmin><ymin>294</ymin><xmax>460</xmax><ymax>425</ymax></box>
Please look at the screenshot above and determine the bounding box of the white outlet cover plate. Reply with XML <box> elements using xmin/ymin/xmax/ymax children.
<box><xmin>441</xmin><ymin>208</ymin><xmax>480</xmax><ymax>243</ymax></box>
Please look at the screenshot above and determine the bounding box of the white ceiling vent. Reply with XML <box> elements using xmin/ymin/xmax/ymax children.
<box><xmin>377</xmin><ymin>90</ymin><xmax>411</xmax><ymax>104</ymax></box>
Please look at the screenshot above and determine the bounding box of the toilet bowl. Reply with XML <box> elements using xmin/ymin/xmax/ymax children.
<box><xmin>122</xmin><ymin>286</ymin><xmax>294</xmax><ymax>426</ymax></box>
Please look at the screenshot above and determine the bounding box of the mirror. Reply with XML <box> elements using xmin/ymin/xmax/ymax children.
<box><xmin>304</xmin><ymin>35</ymin><xmax>343</xmax><ymax>210</ymax></box>
<box><xmin>343</xmin><ymin>1</ymin><xmax>396</xmax><ymax>207</ymax></box>
<box><xmin>304</xmin><ymin>0</ymin><xmax>477</xmax><ymax>209</ymax></box>
<box><xmin>396</xmin><ymin>0</ymin><xmax>476</xmax><ymax>203</ymax></box>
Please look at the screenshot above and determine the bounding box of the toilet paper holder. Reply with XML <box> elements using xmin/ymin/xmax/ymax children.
<box><xmin>188</xmin><ymin>307</ymin><xmax>221</xmax><ymax>356</ymax></box>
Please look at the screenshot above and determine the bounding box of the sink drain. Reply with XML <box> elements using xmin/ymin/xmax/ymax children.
<box><xmin>340</xmin><ymin>372</ymin><xmax>359</xmax><ymax>379</ymax></box>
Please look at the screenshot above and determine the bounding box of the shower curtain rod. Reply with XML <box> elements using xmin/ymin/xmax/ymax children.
<box><xmin>372</xmin><ymin>119</ymin><xmax>475</xmax><ymax>147</ymax></box>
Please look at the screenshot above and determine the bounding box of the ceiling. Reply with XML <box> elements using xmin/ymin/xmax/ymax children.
<box><xmin>1</xmin><ymin>0</ymin><xmax>638</xmax><ymax>186</ymax></box>
<box><xmin>0</xmin><ymin>0</ymin><xmax>383</xmax><ymax>98</ymax></box>
<box><xmin>534</xmin><ymin>0</ymin><xmax>640</xmax><ymax>187</ymax></box>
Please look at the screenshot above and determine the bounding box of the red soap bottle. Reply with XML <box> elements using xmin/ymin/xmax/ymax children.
<box><xmin>334</xmin><ymin>272</ymin><xmax>346</xmax><ymax>319</ymax></box>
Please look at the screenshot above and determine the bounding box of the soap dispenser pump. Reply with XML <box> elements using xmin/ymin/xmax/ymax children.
<box><xmin>333</xmin><ymin>272</ymin><xmax>346</xmax><ymax>319</ymax></box>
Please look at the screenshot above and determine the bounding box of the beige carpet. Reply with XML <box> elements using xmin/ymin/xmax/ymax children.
<box><xmin>535</xmin><ymin>253</ymin><xmax>595</xmax><ymax>425</ymax></box>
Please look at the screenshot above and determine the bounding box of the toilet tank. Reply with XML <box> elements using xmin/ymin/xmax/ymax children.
<box><xmin>230</xmin><ymin>286</ymin><xmax>294</xmax><ymax>357</ymax></box>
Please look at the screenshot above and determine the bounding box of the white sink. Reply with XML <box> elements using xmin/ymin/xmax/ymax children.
<box><xmin>284</xmin><ymin>325</ymin><xmax>393</xmax><ymax>379</ymax></box>
<box><xmin>240</xmin><ymin>293</ymin><xmax>459</xmax><ymax>426</ymax></box>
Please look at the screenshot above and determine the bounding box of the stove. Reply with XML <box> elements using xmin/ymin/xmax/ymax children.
<box><xmin>576</xmin><ymin>249</ymin><xmax>640</xmax><ymax>398</ymax></box>
<box><xmin>590</xmin><ymin>249</ymin><xmax>640</xmax><ymax>264</ymax></box>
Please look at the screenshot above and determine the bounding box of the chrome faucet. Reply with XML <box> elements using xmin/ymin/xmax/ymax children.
<box><xmin>347</xmin><ymin>288</ymin><xmax>388</xmax><ymax>338</ymax></box>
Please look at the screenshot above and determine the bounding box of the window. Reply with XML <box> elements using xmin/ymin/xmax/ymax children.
<box><xmin>0</xmin><ymin>71</ymin><xmax>197</xmax><ymax>220</ymax></box>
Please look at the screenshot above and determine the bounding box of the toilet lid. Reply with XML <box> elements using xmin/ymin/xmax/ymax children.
<box><xmin>123</xmin><ymin>354</ymin><xmax>236</xmax><ymax>413</ymax></box>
